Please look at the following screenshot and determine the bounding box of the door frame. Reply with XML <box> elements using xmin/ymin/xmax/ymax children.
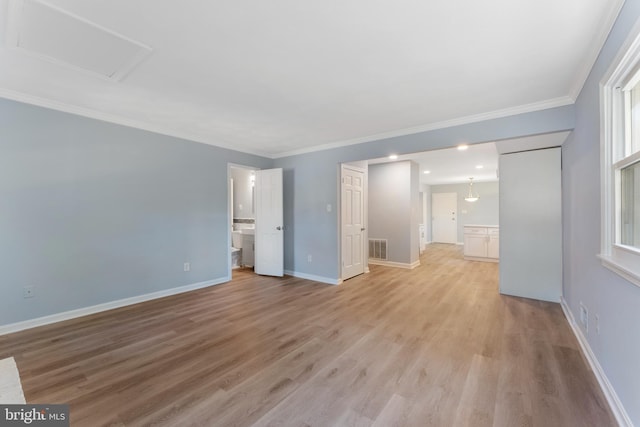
<box><xmin>227</xmin><ymin>163</ymin><xmax>260</xmax><ymax>278</ymax></box>
<box><xmin>339</xmin><ymin>163</ymin><xmax>369</xmax><ymax>281</ymax></box>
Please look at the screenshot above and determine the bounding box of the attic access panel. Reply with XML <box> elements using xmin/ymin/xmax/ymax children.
<box><xmin>7</xmin><ymin>0</ymin><xmax>152</xmax><ymax>81</ymax></box>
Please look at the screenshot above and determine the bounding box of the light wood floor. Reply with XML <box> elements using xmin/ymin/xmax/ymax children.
<box><xmin>0</xmin><ymin>244</ymin><xmax>615</xmax><ymax>426</ymax></box>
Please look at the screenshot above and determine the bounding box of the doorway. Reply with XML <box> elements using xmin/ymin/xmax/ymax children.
<box><xmin>432</xmin><ymin>192</ymin><xmax>458</xmax><ymax>244</ymax></box>
<box><xmin>341</xmin><ymin>164</ymin><xmax>367</xmax><ymax>280</ymax></box>
<box><xmin>228</xmin><ymin>164</ymin><xmax>284</xmax><ymax>278</ymax></box>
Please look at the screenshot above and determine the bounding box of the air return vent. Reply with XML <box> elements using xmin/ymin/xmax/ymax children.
<box><xmin>369</xmin><ymin>239</ymin><xmax>388</xmax><ymax>260</ymax></box>
<box><xmin>6</xmin><ymin>0</ymin><xmax>152</xmax><ymax>81</ymax></box>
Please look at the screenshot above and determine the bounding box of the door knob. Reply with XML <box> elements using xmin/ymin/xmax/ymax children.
<box><xmin>276</xmin><ymin>226</ymin><xmax>282</xmax><ymax>230</ymax></box>
<box><xmin>361</xmin><ymin>227</ymin><xmax>366</xmax><ymax>231</ymax></box>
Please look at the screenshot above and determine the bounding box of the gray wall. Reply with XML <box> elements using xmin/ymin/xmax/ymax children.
<box><xmin>563</xmin><ymin>0</ymin><xmax>640</xmax><ymax>423</ymax></box>
<box><xmin>430</xmin><ymin>181</ymin><xmax>499</xmax><ymax>243</ymax></box>
<box><xmin>0</xmin><ymin>98</ymin><xmax>272</xmax><ymax>325</ymax></box>
<box><xmin>410</xmin><ymin>162</ymin><xmax>420</xmax><ymax>263</ymax></box>
<box><xmin>230</xmin><ymin>167</ymin><xmax>255</xmax><ymax>219</ymax></box>
<box><xmin>274</xmin><ymin>106</ymin><xmax>574</xmax><ymax>280</ymax></box>
<box><xmin>368</xmin><ymin>161</ymin><xmax>420</xmax><ymax>265</ymax></box>
<box><xmin>500</xmin><ymin>148</ymin><xmax>562</xmax><ymax>303</ymax></box>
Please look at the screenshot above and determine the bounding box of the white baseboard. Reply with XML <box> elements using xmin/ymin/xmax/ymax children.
<box><xmin>0</xmin><ymin>276</ymin><xmax>230</xmax><ymax>336</ymax></box>
<box><xmin>367</xmin><ymin>259</ymin><xmax>420</xmax><ymax>269</ymax></box>
<box><xmin>560</xmin><ymin>298</ymin><xmax>633</xmax><ymax>427</ymax></box>
<box><xmin>283</xmin><ymin>270</ymin><xmax>342</xmax><ymax>285</ymax></box>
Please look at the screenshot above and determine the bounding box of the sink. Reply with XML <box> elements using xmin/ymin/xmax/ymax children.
<box><xmin>240</xmin><ymin>228</ymin><xmax>255</xmax><ymax>235</ymax></box>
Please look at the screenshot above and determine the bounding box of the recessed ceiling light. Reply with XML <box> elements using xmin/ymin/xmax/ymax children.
<box><xmin>476</xmin><ymin>165</ymin><xmax>484</xmax><ymax>169</ymax></box>
<box><xmin>423</xmin><ymin>170</ymin><xmax>431</xmax><ymax>174</ymax></box>
<box><xmin>389</xmin><ymin>154</ymin><xmax>398</xmax><ymax>160</ymax></box>
<box><xmin>457</xmin><ymin>144</ymin><xmax>469</xmax><ymax>151</ymax></box>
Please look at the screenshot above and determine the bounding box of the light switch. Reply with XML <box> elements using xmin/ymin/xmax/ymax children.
<box><xmin>326</xmin><ymin>204</ymin><xmax>332</xmax><ymax>212</ymax></box>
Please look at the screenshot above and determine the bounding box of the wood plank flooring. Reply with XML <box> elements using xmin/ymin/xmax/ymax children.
<box><xmin>0</xmin><ymin>244</ymin><xmax>616</xmax><ymax>426</ymax></box>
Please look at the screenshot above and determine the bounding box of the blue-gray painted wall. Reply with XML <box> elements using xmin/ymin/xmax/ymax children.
<box><xmin>274</xmin><ymin>105</ymin><xmax>574</xmax><ymax>279</ymax></box>
<box><xmin>0</xmin><ymin>98</ymin><xmax>272</xmax><ymax>325</ymax></box>
<box><xmin>431</xmin><ymin>181</ymin><xmax>499</xmax><ymax>244</ymax></box>
<box><xmin>563</xmin><ymin>0</ymin><xmax>640</xmax><ymax>423</ymax></box>
<box><xmin>3</xmin><ymin>15</ymin><xmax>637</xmax><ymax>419</ymax></box>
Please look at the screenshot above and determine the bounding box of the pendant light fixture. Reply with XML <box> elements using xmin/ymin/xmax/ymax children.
<box><xmin>464</xmin><ymin>177</ymin><xmax>479</xmax><ymax>202</ymax></box>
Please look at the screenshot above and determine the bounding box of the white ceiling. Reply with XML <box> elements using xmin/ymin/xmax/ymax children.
<box><xmin>0</xmin><ymin>0</ymin><xmax>624</xmax><ymax>158</ymax></box>
<box><xmin>368</xmin><ymin>130</ymin><xmax>571</xmax><ymax>185</ymax></box>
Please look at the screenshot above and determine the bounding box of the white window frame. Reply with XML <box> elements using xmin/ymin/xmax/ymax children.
<box><xmin>599</xmin><ymin>21</ymin><xmax>640</xmax><ymax>288</ymax></box>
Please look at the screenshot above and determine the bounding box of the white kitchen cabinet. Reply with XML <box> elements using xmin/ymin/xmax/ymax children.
<box><xmin>463</xmin><ymin>225</ymin><xmax>499</xmax><ymax>262</ymax></box>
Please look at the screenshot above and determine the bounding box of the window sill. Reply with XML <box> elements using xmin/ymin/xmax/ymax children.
<box><xmin>598</xmin><ymin>254</ymin><xmax>640</xmax><ymax>288</ymax></box>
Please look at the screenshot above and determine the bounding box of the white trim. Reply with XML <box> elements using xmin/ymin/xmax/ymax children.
<box><xmin>273</xmin><ymin>97</ymin><xmax>574</xmax><ymax>158</ymax></box>
<box><xmin>284</xmin><ymin>270</ymin><xmax>342</xmax><ymax>285</ymax></box>
<box><xmin>0</xmin><ymin>276</ymin><xmax>230</xmax><ymax>336</ymax></box>
<box><xmin>0</xmin><ymin>88</ymin><xmax>272</xmax><ymax>158</ymax></box>
<box><xmin>598</xmin><ymin>254</ymin><xmax>640</xmax><ymax>288</ymax></box>
<box><xmin>599</xmin><ymin>15</ymin><xmax>640</xmax><ymax>288</ymax></box>
<box><xmin>560</xmin><ymin>298</ymin><xmax>633</xmax><ymax>427</ymax></box>
<box><xmin>568</xmin><ymin>0</ymin><xmax>626</xmax><ymax>100</ymax></box>
<box><xmin>463</xmin><ymin>256</ymin><xmax>499</xmax><ymax>263</ymax></box>
<box><xmin>367</xmin><ymin>259</ymin><xmax>420</xmax><ymax>270</ymax></box>
<box><xmin>0</xmin><ymin>87</ymin><xmax>574</xmax><ymax>160</ymax></box>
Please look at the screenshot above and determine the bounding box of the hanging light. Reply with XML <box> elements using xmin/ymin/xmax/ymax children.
<box><xmin>464</xmin><ymin>177</ymin><xmax>479</xmax><ymax>202</ymax></box>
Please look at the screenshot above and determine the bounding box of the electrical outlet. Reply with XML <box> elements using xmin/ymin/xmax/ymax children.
<box><xmin>23</xmin><ymin>286</ymin><xmax>35</xmax><ymax>298</ymax></box>
<box><xmin>183</xmin><ymin>262</ymin><xmax>190</xmax><ymax>272</ymax></box>
<box><xmin>307</xmin><ymin>254</ymin><xmax>312</xmax><ymax>262</ymax></box>
<box><xmin>580</xmin><ymin>302</ymin><xmax>589</xmax><ymax>333</ymax></box>
<box><xmin>595</xmin><ymin>314</ymin><xmax>600</xmax><ymax>334</ymax></box>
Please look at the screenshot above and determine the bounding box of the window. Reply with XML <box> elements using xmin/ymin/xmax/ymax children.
<box><xmin>600</xmin><ymin>29</ymin><xmax>640</xmax><ymax>287</ymax></box>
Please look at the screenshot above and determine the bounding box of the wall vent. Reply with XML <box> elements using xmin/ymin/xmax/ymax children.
<box><xmin>369</xmin><ymin>239</ymin><xmax>388</xmax><ymax>260</ymax></box>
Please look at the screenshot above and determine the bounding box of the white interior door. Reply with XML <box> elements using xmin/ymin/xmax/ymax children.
<box><xmin>499</xmin><ymin>147</ymin><xmax>562</xmax><ymax>302</ymax></box>
<box><xmin>432</xmin><ymin>193</ymin><xmax>457</xmax><ymax>243</ymax></box>
<box><xmin>342</xmin><ymin>165</ymin><xmax>365</xmax><ymax>280</ymax></box>
<box><xmin>255</xmin><ymin>168</ymin><xmax>283</xmax><ymax>277</ymax></box>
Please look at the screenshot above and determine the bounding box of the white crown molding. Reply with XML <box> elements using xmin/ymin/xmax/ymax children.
<box><xmin>272</xmin><ymin>96</ymin><xmax>575</xmax><ymax>159</ymax></box>
<box><xmin>1</xmin><ymin>86</ymin><xmax>575</xmax><ymax>161</ymax></box>
<box><xmin>569</xmin><ymin>0</ymin><xmax>626</xmax><ymax>100</ymax></box>
<box><xmin>0</xmin><ymin>88</ymin><xmax>272</xmax><ymax>158</ymax></box>
<box><xmin>0</xmin><ymin>276</ymin><xmax>230</xmax><ymax>336</ymax></box>
<box><xmin>560</xmin><ymin>298</ymin><xmax>633</xmax><ymax>427</ymax></box>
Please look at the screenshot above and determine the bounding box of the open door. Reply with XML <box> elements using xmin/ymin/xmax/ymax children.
<box><xmin>255</xmin><ymin>168</ymin><xmax>284</xmax><ymax>277</ymax></box>
<box><xmin>341</xmin><ymin>165</ymin><xmax>366</xmax><ymax>280</ymax></box>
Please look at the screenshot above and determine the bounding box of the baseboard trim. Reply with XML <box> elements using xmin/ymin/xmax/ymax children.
<box><xmin>0</xmin><ymin>276</ymin><xmax>231</xmax><ymax>336</ymax></box>
<box><xmin>367</xmin><ymin>259</ymin><xmax>420</xmax><ymax>269</ymax></box>
<box><xmin>284</xmin><ymin>270</ymin><xmax>341</xmax><ymax>285</ymax></box>
<box><xmin>560</xmin><ymin>298</ymin><xmax>633</xmax><ymax>427</ymax></box>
